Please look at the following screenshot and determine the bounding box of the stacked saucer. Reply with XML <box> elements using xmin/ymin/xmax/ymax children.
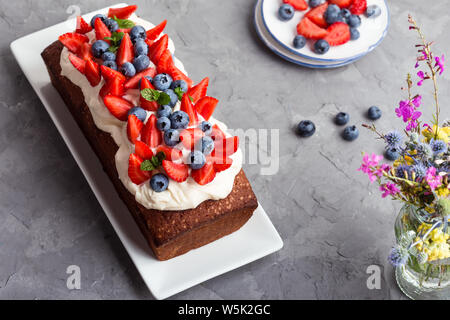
<box><xmin>254</xmin><ymin>0</ymin><xmax>389</xmax><ymax>68</ymax></box>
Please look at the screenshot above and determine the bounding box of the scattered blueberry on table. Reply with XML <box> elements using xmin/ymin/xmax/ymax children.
<box><xmin>297</xmin><ymin>120</ymin><xmax>316</xmax><ymax>137</ymax></box>
<box><xmin>342</xmin><ymin>125</ymin><xmax>359</xmax><ymax>141</ymax></box>
<box><xmin>335</xmin><ymin>112</ymin><xmax>350</xmax><ymax>126</ymax></box>
<box><xmin>367</xmin><ymin>106</ymin><xmax>382</xmax><ymax>120</ymax></box>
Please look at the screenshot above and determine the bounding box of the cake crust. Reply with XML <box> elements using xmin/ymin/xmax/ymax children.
<box><xmin>41</xmin><ymin>41</ymin><xmax>258</xmax><ymax>260</ymax></box>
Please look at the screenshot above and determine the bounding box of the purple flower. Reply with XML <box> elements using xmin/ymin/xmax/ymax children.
<box><xmin>435</xmin><ymin>54</ymin><xmax>445</xmax><ymax>75</ymax></box>
<box><xmin>388</xmin><ymin>245</ymin><xmax>409</xmax><ymax>267</ymax></box>
<box><xmin>412</xmin><ymin>95</ymin><xmax>422</xmax><ymax>107</ymax></box>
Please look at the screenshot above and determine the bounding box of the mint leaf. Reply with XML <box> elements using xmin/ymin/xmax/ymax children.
<box><xmin>189</xmin><ymin>95</ymin><xmax>194</xmax><ymax>103</ymax></box>
<box><xmin>141</xmin><ymin>88</ymin><xmax>160</xmax><ymax>102</ymax></box>
<box><xmin>140</xmin><ymin>152</ymin><xmax>166</xmax><ymax>171</ymax></box>
<box><xmin>157</xmin><ymin>92</ymin><xmax>171</xmax><ymax>106</ymax></box>
<box><xmin>112</xmin><ymin>16</ymin><xmax>135</xmax><ymax>29</ymax></box>
<box><xmin>174</xmin><ymin>87</ymin><xmax>185</xmax><ymax>100</ymax></box>
<box><xmin>106</xmin><ymin>31</ymin><xmax>124</xmax><ymax>53</ymax></box>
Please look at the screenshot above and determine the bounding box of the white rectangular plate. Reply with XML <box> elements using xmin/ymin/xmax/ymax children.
<box><xmin>10</xmin><ymin>4</ymin><xmax>283</xmax><ymax>300</ymax></box>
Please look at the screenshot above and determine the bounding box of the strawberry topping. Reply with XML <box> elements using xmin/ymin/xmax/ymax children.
<box><xmin>191</xmin><ymin>161</ymin><xmax>216</xmax><ymax>185</ymax></box>
<box><xmin>128</xmin><ymin>153</ymin><xmax>151</xmax><ymax>185</ymax></box>
<box><xmin>108</xmin><ymin>5</ymin><xmax>138</xmax><ymax>19</ymax></box>
<box><xmin>187</xmin><ymin>77</ymin><xmax>209</xmax><ymax>104</ymax></box>
<box><xmin>162</xmin><ymin>160</ymin><xmax>189</xmax><ymax>183</ymax></box>
<box><xmin>127</xmin><ymin>115</ymin><xmax>144</xmax><ymax>143</ymax></box>
<box><xmin>103</xmin><ymin>95</ymin><xmax>133</xmax><ymax>121</ymax></box>
<box><xmin>146</xmin><ymin>20</ymin><xmax>167</xmax><ymax>41</ymax></box>
<box><xmin>59</xmin><ymin>32</ymin><xmax>89</xmax><ymax>53</ymax></box>
<box><xmin>195</xmin><ymin>96</ymin><xmax>218</xmax><ymax>121</ymax></box>
<box><xmin>135</xmin><ymin>141</ymin><xmax>154</xmax><ymax>160</ymax></box>
<box><xmin>141</xmin><ymin>114</ymin><xmax>161</xmax><ymax>147</ymax></box>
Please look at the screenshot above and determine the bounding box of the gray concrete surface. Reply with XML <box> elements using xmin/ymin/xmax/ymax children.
<box><xmin>0</xmin><ymin>0</ymin><xmax>448</xmax><ymax>299</ymax></box>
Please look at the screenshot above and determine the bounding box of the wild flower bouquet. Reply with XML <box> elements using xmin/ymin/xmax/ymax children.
<box><xmin>358</xmin><ymin>16</ymin><xmax>449</xmax><ymax>282</ymax></box>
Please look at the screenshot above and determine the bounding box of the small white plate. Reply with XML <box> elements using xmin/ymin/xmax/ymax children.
<box><xmin>10</xmin><ymin>3</ymin><xmax>283</xmax><ymax>300</ymax></box>
<box><xmin>261</xmin><ymin>0</ymin><xmax>389</xmax><ymax>62</ymax></box>
<box><xmin>255</xmin><ymin>0</ymin><xmax>359</xmax><ymax>68</ymax></box>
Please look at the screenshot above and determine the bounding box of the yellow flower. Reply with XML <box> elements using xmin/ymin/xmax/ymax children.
<box><xmin>436</xmin><ymin>187</ymin><xmax>449</xmax><ymax>197</ymax></box>
<box><xmin>422</xmin><ymin>125</ymin><xmax>449</xmax><ymax>143</ymax></box>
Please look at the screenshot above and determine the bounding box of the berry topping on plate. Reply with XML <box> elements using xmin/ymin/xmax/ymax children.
<box><xmin>107</xmin><ymin>5</ymin><xmax>138</xmax><ymax>19</ymax></box>
<box><xmin>293</xmin><ymin>35</ymin><xmax>307</xmax><ymax>49</ymax></box>
<box><xmin>283</xmin><ymin>0</ymin><xmax>308</xmax><ymax>11</ymax></box>
<box><xmin>349</xmin><ymin>0</ymin><xmax>367</xmax><ymax>15</ymax></box>
<box><xmin>314</xmin><ymin>39</ymin><xmax>330</xmax><ymax>54</ymax></box>
<box><xmin>278</xmin><ymin>4</ymin><xmax>295</xmax><ymax>21</ymax></box>
<box><xmin>328</xmin><ymin>0</ymin><xmax>353</xmax><ymax>8</ymax></box>
<box><xmin>297</xmin><ymin>17</ymin><xmax>327</xmax><ymax>40</ymax></box>
<box><xmin>323</xmin><ymin>22</ymin><xmax>350</xmax><ymax>46</ymax></box>
<box><xmin>305</xmin><ymin>2</ymin><xmax>328</xmax><ymax>28</ymax></box>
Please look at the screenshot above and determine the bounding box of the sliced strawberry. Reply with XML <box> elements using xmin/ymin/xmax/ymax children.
<box><xmin>144</xmin><ymin>38</ymin><xmax>155</xmax><ymax>48</ymax></box>
<box><xmin>68</xmin><ymin>53</ymin><xmax>86</xmax><ymax>74</ymax></box>
<box><xmin>139</xmin><ymin>76</ymin><xmax>159</xmax><ymax>111</ymax></box>
<box><xmin>323</xmin><ymin>22</ymin><xmax>350</xmax><ymax>46</ymax></box>
<box><xmin>127</xmin><ymin>115</ymin><xmax>144</xmax><ymax>143</ymax></box>
<box><xmin>117</xmin><ymin>28</ymin><xmax>131</xmax><ymax>34</ymax></box>
<box><xmin>124</xmin><ymin>67</ymin><xmax>157</xmax><ymax>90</ymax></box>
<box><xmin>212</xmin><ymin>136</ymin><xmax>239</xmax><ymax>157</ymax></box>
<box><xmin>210</xmin><ymin>124</ymin><xmax>226</xmax><ymax>141</ymax></box>
<box><xmin>181</xmin><ymin>94</ymin><xmax>198</xmax><ymax>126</ymax></box>
<box><xmin>94</xmin><ymin>18</ymin><xmax>112</xmax><ymax>43</ymax></box>
<box><xmin>283</xmin><ymin>0</ymin><xmax>308</xmax><ymax>11</ymax></box>
<box><xmin>179</xmin><ymin>128</ymin><xmax>204</xmax><ymax>150</ymax></box>
<box><xmin>75</xmin><ymin>16</ymin><xmax>93</xmax><ymax>34</ymax></box>
<box><xmin>101</xmin><ymin>65</ymin><xmax>126</xmax><ymax>82</ymax></box>
<box><xmin>117</xmin><ymin>33</ymin><xmax>133</xmax><ymax>66</ymax></box>
<box><xmin>191</xmin><ymin>161</ymin><xmax>216</xmax><ymax>185</ymax></box>
<box><xmin>148</xmin><ymin>34</ymin><xmax>168</xmax><ymax>63</ymax></box>
<box><xmin>168</xmin><ymin>65</ymin><xmax>193</xmax><ymax>88</ymax></box>
<box><xmin>59</xmin><ymin>32</ymin><xmax>88</xmax><ymax>53</ymax></box>
<box><xmin>195</xmin><ymin>96</ymin><xmax>218</xmax><ymax>121</ymax></box>
<box><xmin>156</xmin><ymin>145</ymin><xmax>183</xmax><ymax>161</ymax></box>
<box><xmin>141</xmin><ymin>114</ymin><xmax>161</xmax><ymax>147</ymax></box>
<box><xmin>79</xmin><ymin>43</ymin><xmax>93</xmax><ymax>60</ymax></box>
<box><xmin>157</xmin><ymin>49</ymin><xmax>175</xmax><ymax>74</ymax></box>
<box><xmin>207</xmin><ymin>155</ymin><xmax>233</xmax><ymax>172</ymax></box>
<box><xmin>103</xmin><ymin>95</ymin><xmax>133</xmax><ymax>121</ymax></box>
<box><xmin>297</xmin><ymin>17</ymin><xmax>327</xmax><ymax>40</ymax></box>
<box><xmin>162</xmin><ymin>160</ymin><xmax>189</xmax><ymax>183</ymax></box>
<box><xmin>349</xmin><ymin>0</ymin><xmax>367</xmax><ymax>15</ymax></box>
<box><xmin>135</xmin><ymin>141</ymin><xmax>154</xmax><ymax>160</ymax></box>
<box><xmin>128</xmin><ymin>153</ymin><xmax>151</xmax><ymax>185</ymax></box>
<box><xmin>305</xmin><ymin>3</ymin><xmax>329</xmax><ymax>28</ymax></box>
<box><xmin>329</xmin><ymin>0</ymin><xmax>354</xmax><ymax>8</ymax></box>
<box><xmin>187</xmin><ymin>77</ymin><xmax>209</xmax><ymax>104</ymax></box>
<box><xmin>99</xmin><ymin>76</ymin><xmax>125</xmax><ymax>98</ymax></box>
<box><xmin>108</xmin><ymin>5</ymin><xmax>138</xmax><ymax>19</ymax></box>
<box><xmin>146</xmin><ymin>20</ymin><xmax>167</xmax><ymax>40</ymax></box>
<box><xmin>85</xmin><ymin>58</ymin><xmax>101</xmax><ymax>86</ymax></box>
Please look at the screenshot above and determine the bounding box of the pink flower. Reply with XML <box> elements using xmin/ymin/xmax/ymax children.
<box><xmin>425</xmin><ymin>167</ymin><xmax>443</xmax><ymax>190</ymax></box>
<box><xmin>373</xmin><ymin>163</ymin><xmax>391</xmax><ymax>179</ymax></box>
<box><xmin>412</xmin><ymin>95</ymin><xmax>422</xmax><ymax>108</ymax></box>
<box><xmin>358</xmin><ymin>153</ymin><xmax>384</xmax><ymax>182</ymax></box>
<box><xmin>417</xmin><ymin>71</ymin><xmax>425</xmax><ymax>86</ymax></box>
<box><xmin>395</xmin><ymin>100</ymin><xmax>422</xmax><ymax>131</ymax></box>
<box><xmin>380</xmin><ymin>183</ymin><xmax>400</xmax><ymax>198</ymax></box>
<box><xmin>435</xmin><ymin>54</ymin><xmax>445</xmax><ymax>75</ymax></box>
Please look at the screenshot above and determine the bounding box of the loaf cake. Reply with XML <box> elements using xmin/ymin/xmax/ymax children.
<box><xmin>41</xmin><ymin>5</ymin><xmax>258</xmax><ymax>260</ymax></box>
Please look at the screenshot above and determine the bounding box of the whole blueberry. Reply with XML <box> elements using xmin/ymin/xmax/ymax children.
<box><xmin>385</xmin><ymin>147</ymin><xmax>400</xmax><ymax>161</ymax></box>
<box><xmin>163</xmin><ymin>129</ymin><xmax>180</xmax><ymax>147</ymax></box>
<box><xmin>90</xmin><ymin>14</ymin><xmax>107</xmax><ymax>28</ymax></box>
<box><xmin>103</xmin><ymin>18</ymin><xmax>119</xmax><ymax>32</ymax></box>
<box><xmin>314</xmin><ymin>40</ymin><xmax>330</xmax><ymax>54</ymax></box>
<box><xmin>130</xmin><ymin>25</ymin><xmax>146</xmax><ymax>43</ymax></box>
<box><xmin>102</xmin><ymin>51</ymin><xmax>116</xmax><ymax>61</ymax></box>
<box><xmin>293</xmin><ymin>35</ymin><xmax>307</xmax><ymax>49</ymax></box>
<box><xmin>134</xmin><ymin>39</ymin><xmax>149</xmax><ymax>56</ymax></box>
<box><xmin>171</xmin><ymin>79</ymin><xmax>188</xmax><ymax>93</ymax></box>
<box><xmin>278</xmin><ymin>4</ymin><xmax>295</xmax><ymax>21</ymax></box>
<box><xmin>341</xmin><ymin>8</ymin><xmax>351</xmax><ymax>19</ymax></box>
<box><xmin>127</xmin><ymin>107</ymin><xmax>147</xmax><ymax>122</ymax></box>
<box><xmin>169</xmin><ymin>110</ymin><xmax>190</xmax><ymax>129</ymax></box>
<box><xmin>189</xmin><ymin>151</ymin><xmax>206</xmax><ymax>170</ymax></box>
<box><xmin>200</xmin><ymin>121</ymin><xmax>212</xmax><ymax>135</ymax></box>
<box><xmin>347</xmin><ymin>14</ymin><xmax>361</xmax><ymax>28</ymax></box>
<box><xmin>153</xmin><ymin>73</ymin><xmax>173</xmax><ymax>91</ymax></box>
<box><xmin>138</xmin><ymin>76</ymin><xmax>153</xmax><ymax>89</ymax></box>
<box><xmin>335</xmin><ymin>112</ymin><xmax>350</xmax><ymax>126</ymax></box>
<box><xmin>297</xmin><ymin>120</ymin><xmax>316</xmax><ymax>137</ymax></box>
<box><xmin>157</xmin><ymin>105</ymin><xmax>172</xmax><ymax>118</ymax></box>
<box><xmin>102</xmin><ymin>60</ymin><xmax>117</xmax><ymax>70</ymax></box>
<box><xmin>156</xmin><ymin>117</ymin><xmax>171</xmax><ymax>131</ymax></box>
<box><xmin>350</xmin><ymin>28</ymin><xmax>360</xmax><ymax>40</ymax></box>
<box><xmin>133</xmin><ymin>55</ymin><xmax>150</xmax><ymax>73</ymax></box>
<box><xmin>342</xmin><ymin>125</ymin><xmax>359</xmax><ymax>141</ymax></box>
<box><xmin>92</xmin><ymin>40</ymin><xmax>110</xmax><ymax>58</ymax></box>
<box><xmin>163</xmin><ymin>89</ymin><xmax>178</xmax><ymax>108</ymax></box>
<box><xmin>366</xmin><ymin>5</ymin><xmax>381</xmax><ymax>18</ymax></box>
<box><xmin>325</xmin><ymin>4</ymin><xmax>344</xmax><ymax>24</ymax></box>
<box><xmin>309</xmin><ymin>0</ymin><xmax>325</xmax><ymax>8</ymax></box>
<box><xmin>150</xmin><ymin>173</ymin><xmax>169</xmax><ymax>192</ymax></box>
<box><xmin>120</xmin><ymin>62</ymin><xmax>136</xmax><ymax>77</ymax></box>
<box><xmin>197</xmin><ymin>136</ymin><xmax>215</xmax><ymax>155</ymax></box>
<box><xmin>368</xmin><ymin>106</ymin><xmax>382</xmax><ymax>120</ymax></box>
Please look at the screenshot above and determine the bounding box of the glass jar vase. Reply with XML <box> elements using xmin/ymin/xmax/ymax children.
<box><xmin>394</xmin><ymin>204</ymin><xmax>450</xmax><ymax>300</ymax></box>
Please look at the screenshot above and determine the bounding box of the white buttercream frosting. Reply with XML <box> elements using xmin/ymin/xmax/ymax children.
<box><xmin>60</xmin><ymin>14</ymin><xmax>242</xmax><ymax>210</ymax></box>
